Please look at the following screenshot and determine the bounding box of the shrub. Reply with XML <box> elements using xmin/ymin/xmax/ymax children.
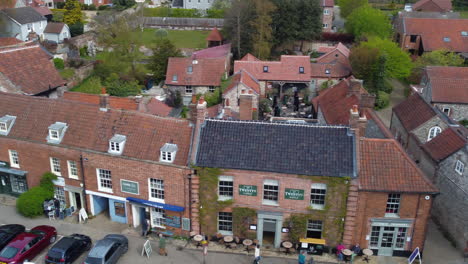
<box><xmin>375</xmin><ymin>91</ymin><xmax>390</xmax><ymax>110</ymax></box>
<box><xmin>206</xmin><ymin>8</ymin><xmax>224</xmax><ymax>18</ymax></box>
<box><xmin>16</xmin><ymin>172</ymin><xmax>57</xmax><ymax>218</ymax></box>
<box><xmin>69</xmin><ymin>22</ymin><xmax>84</xmax><ymax>37</ymax></box>
<box><xmin>79</xmin><ymin>46</ymin><xmax>88</xmax><ymax>57</ymax></box>
<box><xmin>56</xmin><ymin>2</ymin><xmax>65</xmax><ymax>9</ymax></box>
<box><xmin>53</xmin><ymin>58</ymin><xmax>65</xmax><ymax>70</ymax></box>
<box><xmin>59</xmin><ymin>68</ymin><xmax>75</xmax><ymax>79</ymax></box>
<box><xmin>98</xmin><ymin>5</ymin><xmax>109</xmax><ymax>10</ymax></box>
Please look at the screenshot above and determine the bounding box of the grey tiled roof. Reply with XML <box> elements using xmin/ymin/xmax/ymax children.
<box><xmin>365</xmin><ymin>119</ymin><xmax>386</xmax><ymax>139</ymax></box>
<box><xmin>196</xmin><ymin>119</ymin><xmax>356</xmax><ymax>177</ymax></box>
<box><xmin>2</xmin><ymin>7</ymin><xmax>45</xmax><ymax>24</ymax></box>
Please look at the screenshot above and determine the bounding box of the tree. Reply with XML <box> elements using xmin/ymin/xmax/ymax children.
<box><xmin>361</xmin><ymin>37</ymin><xmax>413</xmax><ymax>79</ymax></box>
<box><xmin>339</xmin><ymin>0</ymin><xmax>368</xmax><ymax>18</ymax></box>
<box><xmin>345</xmin><ymin>6</ymin><xmax>392</xmax><ymax>40</ymax></box>
<box><xmin>349</xmin><ymin>45</ymin><xmax>380</xmax><ymax>82</ymax></box>
<box><xmin>63</xmin><ymin>0</ymin><xmax>83</xmax><ymax>25</ymax></box>
<box><xmin>105</xmin><ymin>73</ymin><xmax>141</xmax><ymax>96</ymax></box>
<box><xmin>223</xmin><ymin>0</ymin><xmax>256</xmax><ymax>58</ymax></box>
<box><xmin>409</xmin><ymin>49</ymin><xmax>465</xmax><ymax>83</ymax></box>
<box><xmin>148</xmin><ymin>39</ymin><xmax>182</xmax><ymax>82</ymax></box>
<box><xmin>113</xmin><ymin>0</ymin><xmax>136</xmax><ymax>10</ymax></box>
<box><xmin>212</xmin><ymin>0</ymin><xmax>232</xmax><ymax>9</ymax></box>
<box><xmin>250</xmin><ymin>0</ymin><xmax>276</xmax><ymax>59</ymax></box>
<box><xmin>69</xmin><ymin>21</ymin><xmax>84</xmax><ymax>37</ymax></box>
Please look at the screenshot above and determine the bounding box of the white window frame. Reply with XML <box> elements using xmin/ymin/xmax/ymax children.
<box><xmin>172</xmin><ymin>75</ymin><xmax>178</xmax><ymax>82</ymax></box>
<box><xmin>160</xmin><ymin>151</ymin><xmax>174</xmax><ymax>163</ymax></box>
<box><xmin>109</xmin><ymin>141</ymin><xmax>121</xmax><ymax>153</ymax></box>
<box><xmin>323</xmin><ymin>23</ymin><xmax>328</xmax><ymax>28</ymax></box>
<box><xmin>325</xmin><ymin>69</ymin><xmax>330</xmax><ymax>74</ymax></box>
<box><xmin>299</xmin><ymin>66</ymin><xmax>305</xmax><ymax>74</ymax></box>
<box><xmin>187</xmin><ymin>66</ymin><xmax>193</xmax><ymax>73</ymax></box>
<box><xmin>149</xmin><ymin>178</ymin><xmax>165</xmax><ymax>202</ymax></box>
<box><xmin>49</xmin><ymin>129</ymin><xmax>60</xmax><ymax>140</ymax></box>
<box><xmin>185</xmin><ymin>86</ymin><xmax>193</xmax><ymax>94</ymax></box>
<box><xmin>306</xmin><ymin>220</ymin><xmax>323</xmax><ymax>239</ymax></box>
<box><xmin>455</xmin><ymin>160</ymin><xmax>465</xmax><ymax>175</ymax></box>
<box><xmin>442</xmin><ymin>107</ymin><xmax>450</xmax><ymax>116</ymax></box>
<box><xmin>209</xmin><ymin>86</ymin><xmax>216</xmax><ymax>93</ymax></box>
<box><xmin>97</xmin><ymin>168</ymin><xmax>113</xmax><ymax>193</ymax></box>
<box><xmin>263</xmin><ymin>66</ymin><xmax>269</xmax><ymax>72</ymax></box>
<box><xmin>262</xmin><ymin>179</ymin><xmax>279</xmax><ymax>206</ymax></box>
<box><xmin>67</xmin><ymin>160</ymin><xmax>78</xmax><ymax>179</ymax></box>
<box><xmin>323</xmin><ymin>9</ymin><xmax>330</xmax><ymax>15</ymax></box>
<box><xmin>310</xmin><ymin>183</ymin><xmax>327</xmax><ymax>210</ymax></box>
<box><xmin>385</xmin><ymin>193</ymin><xmax>401</xmax><ymax>217</ymax></box>
<box><xmin>54</xmin><ymin>186</ymin><xmax>66</xmax><ymax>208</ymax></box>
<box><xmin>50</xmin><ymin>157</ymin><xmax>61</xmax><ymax>176</ymax></box>
<box><xmin>9</xmin><ymin>150</ymin><xmax>20</xmax><ymax>168</ymax></box>
<box><xmin>0</xmin><ymin>122</ymin><xmax>7</xmax><ymax>132</ymax></box>
<box><xmin>427</xmin><ymin>126</ymin><xmax>442</xmax><ymax>141</ymax></box>
<box><xmin>150</xmin><ymin>207</ymin><xmax>166</xmax><ymax>228</ymax></box>
<box><xmin>218</xmin><ymin>176</ymin><xmax>233</xmax><ymax>201</ymax></box>
<box><xmin>218</xmin><ymin>212</ymin><xmax>233</xmax><ymax>235</ymax></box>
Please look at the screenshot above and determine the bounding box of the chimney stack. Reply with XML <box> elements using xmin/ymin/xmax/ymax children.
<box><xmin>190</xmin><ymin>96</ymin><xmax>207</xmax><ymax>163</ymax></box>
<box><xmin>223</xmin><ymin>98</ymin><xmax>231</xmax><ymax>117</ymax></box>
<box><xmin>239</xmin><ymin>94</ymin><xmax>254</xmax><ymax>120</ymax></box>
<box><xmin>348</xmin><ymin>79</ymin><xmax>363</xmax><ymax>99</ymax></box>
<box><xmin>349</xmin><ymin>105</ymin><xmax>367</xmax><ymax>138</ymax></box>
<box><xmin>99</xmin><ymin>87</ymin><xmax>109</xmax><ymax>111</ymax></box>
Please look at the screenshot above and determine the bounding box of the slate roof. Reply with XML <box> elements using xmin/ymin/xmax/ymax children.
<box><xmin>402</xmin><ymin>18</ymin><xmax>468</xmax><ymax>52</ymax></box>
<box><xmin>234</xmin><ymin>55</ymin><xmax>311</xmax><ymax>82</ymax></box>
<box><xmin>44</xmin><ymin>22</ymin><xmax>65</xmax><ymax>34</ymax></box>
<box><xmin>165</xmin><ymin>57</ymin><xmax>226</xmax><ymax>86</ymax></box>
<box><xmin>1</xmin><ymin>6</ymin><xmax>45</xmax><ymax>24</ymax></box>
<box><xmin>206</xmin><ymin>27</ymin><xmax>223</xmax><ymax>41</ymax></box>
<box><xmin>32</xmin><ymin>6</ymin><xmax>51</xmax><ymax>16</ymax></box>
<box><xmin>0</xmin><ymin>92</ymin><xmax>192</xmax><ymax>166</ymax></box>
<box><xmin>363</xmin><ymin>108</ymin><xmax>393</xmax><ymax>139</ymax></box>
<box><xmin>0</xmin><ymin>45</ymin><xmax>65</xmax><ymax>94</ymax></box>
<box><xmin>62</xmin><ymin>92</ymin><xmax>139</xmax><ymax>111</ymax></box>
<box><xmin>425</xmin><ymin>66</ymin><xmax>468</xmax><ymax>104</ymax></box>
<box><xmin>412</xmin><ymin>0</ymin><xmax>452</xmax><ymax>12</ymax></box>
<box><xmin>196</xmin><ymin>119</ymin><xmax>356</xmax><ymax>177</ymax></box>
<box><xmin>192</xmin><ymin>43</ymin><xmax>231</xmax><ymax>59</ymax></box>
<box><xmin>392</xmin><ymin>93</ymin><xmax>437</xmax><ymax>132</ymax></box>
<box><xmin>421</xmin><ymin>126</ymin><xmax>467</xmax><ymax>161</ymax></box>
<box><xmin>359</xmin><ymin>138</ymin><xmax>438</xmax><ymax>193</ymax></box>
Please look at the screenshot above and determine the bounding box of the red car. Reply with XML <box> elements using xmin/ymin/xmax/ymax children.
<box><xmin>0</xmin><ymin>225</ymin><xmax>57</xmax><ymax>264</ymax></box>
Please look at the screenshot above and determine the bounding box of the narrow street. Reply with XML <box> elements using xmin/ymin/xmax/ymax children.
<box><xmin>376</xmin><ymin>78</ymin><xmax>408</xmax><ymax>127</ymax></box>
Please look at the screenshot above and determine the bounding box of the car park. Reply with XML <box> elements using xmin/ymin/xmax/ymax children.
<box><xmin>45</xmin><ymin>234</ymin><xmax>92</xmax><ymax>264</ymax></box>
<box><xmin>0</xmin><ymin>225</ymin><xmax>57</xmax><ymax>264</ymax></box>
<box><xmin>0</xmin><ymin>225</ymin><xmax>26</xmax><ymax>251</ymax></box>
<box><xmin>83</xmin><ymin>235</ymin><xmax>128</xmax><ymax>264</ymax></box>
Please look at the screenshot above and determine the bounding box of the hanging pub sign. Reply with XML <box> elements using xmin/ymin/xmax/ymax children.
<box><xmin>239</xmin><ymin>185</ymin><xmax>257</xmax><ymax>196</ymax></box>
<box><xmin>284</xmin><ymin>188</ymin><xmax>305</xmax><ymax>200</ymax></box>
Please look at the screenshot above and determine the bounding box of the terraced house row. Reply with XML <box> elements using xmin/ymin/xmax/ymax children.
<box><xmin>0</xmin><ymin>92</ymin><xmax>437</xmax><ymax>257</ymax></box>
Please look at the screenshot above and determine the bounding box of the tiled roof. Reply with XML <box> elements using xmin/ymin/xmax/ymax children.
<box><xmin>223</xmin><ymin>70</ymin><xmax>260</xmax><ymax>95</ymax></box>
<box><xmin>0</xmin><ymin>45</ymin><xmax>65</xmax><ymax>94</ymax></box>
<box><xmin>0</xmin><ymin>0</ymin><xmax>17</xmax><ymax>9</ymax></box>
<box><xmin>363</xmin><ymin>108</ymin><xmax>393</xmax><ymax>139</ymax></box>
<box><xmin>145</xmin><ymin>97</ymin><xmax>173</xmax><ymax>117</ymax></box>
<box><xmin>359</xmin><ymin>138</ymin><xmax>438</xmax><ymax>193</ymax></box>
<box><xmin>425</xmin><ymin>66</ymin><xmax>468</xmax><ymax>104</ymax></box>
<box><xmin>196</xmin><ymin>119</ymin><xmax>356</xmax><ymax>177</ymax></box>
<box><xmin>62</xmin><ymin>92</ymin><xmax>139</xmax><ymax>111</ymax></box>
<box><xmin>0</xmin><ymin>37</ymin><xmax>22</xmax><ymax>47</ymax></box>
<box><xmin>165</xmin><ymin>57</ymin><xmax>226</xmax><ymax>86</ymax></box>
<box><xmin>412</xmin><ymin>0</ymin><xmax>452</xmax><ymax>12</ymax></box>
<box><xmin>310</xmin><ymin>62</ymin><xmax>352</xmax><ymax>78</ymax></box>
<box><xmin>206</xmin><ymin>27</ymin><xmax>223</xmax><ymax>41</ymax></box>
<box><xmin>32</xmin><ymin>6</ymin><xmax>51</xmax><ymax>16</ymax></box>
<box><xmin>240</xmin><ymin>53</ymin><xmax>260</xmax><ymax>61</ymax></box>
<box><xmin>421</xmin><ymin>127</ymin><xmax>466</xmax><ymax>161</ymax></box>
<box><xmin>403</xmin><ymin>18</ymin><xmax>468</xmax><ymax>52</ymax></box>
<box><xmin>322</xmin><ymin>0</ymin><xmax>334</xmax><ymax>7</ymax></box>
<box><xmin>392</xmin><ymin>93</ymin><xmax>436</xmax><ymax>132</ymax></box>
<box><xmin>316</xmin><ymin>42</ymin><xmax>350</xmax><ymax>63</ymax></box>
<box><xmin>1</xmin><ymin>7</ymin><xmax>45</xmax><ymax>24</ymax></box>
<box><xmin>0</xmin><ymin>92</ymin><xmax>192</xmax><ymax>166</ymax></box>
<box><xmin>44</xmin><ymin>22</ymin><xmax>65</xmax><ymax>34</ymax></box>
<box><xmin>192</xmin><ymin>43</ymin><xmax>231</xmax><ymax>59</ymax></box>
<box><xmin>234</xmin><ymin>55</ymin><xmax>311</xmax><ymax>82</ymax></box>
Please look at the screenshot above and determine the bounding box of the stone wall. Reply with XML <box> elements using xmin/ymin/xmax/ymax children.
<box><xmin>434</xmin><ymin>103</ymin><xmax>468</xmax><ymax>121</ymax></box>
<box><xmin>411</xmin><ymin>116</ymin><xmax>447</xmax><ymax>144</ymax></box>
<box><xmin>390</xmin><ymin>112</ymin><xmax>409</xmax><ymax>147</ymax></box>
<box><xmin>223</xmin><ymin>83</ymin><xmax>259</xmax><ymax>113</ymax></box>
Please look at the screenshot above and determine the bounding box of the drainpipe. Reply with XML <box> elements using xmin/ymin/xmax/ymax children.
<box><xmin>79</xmin><ymin>154</ymin><xmax>89</xmax><ymax>213</ymax></box>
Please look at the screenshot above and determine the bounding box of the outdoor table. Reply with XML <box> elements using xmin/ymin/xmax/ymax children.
<box><xmin>343</xmin><ymin>249</ymin><xmax>352</xmax><ymax>262</ymax></box>
<box><xmin>282</xmin><ymin>241</ymin><xmax>293</xmax><ymax>255</ymax></box>
<box><xmin>243</xmin><ymin>239</ymin><xmax>253</xmax><ymax>253</ymax></box>
<box><xmin>363</xmin><ymin>248</ymin><xmax>373</xmax><ymax>263</ymax></box>
<box><xmin>194</xmin><ymin>235</ymin><xmax>203</xmax><ymax>248</ymax></box>
<box><xmin>190</xmin><ymin>231</ymin><xmax>197</xmax><ymax>237</ymax></box>
<box><xmin>224</xmin><ymin>236</ymin><xmax>234</xmax><ymax>248</ymax></box>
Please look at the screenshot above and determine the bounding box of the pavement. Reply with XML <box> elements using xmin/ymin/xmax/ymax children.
<box><xmin>423</xmin><ymin>220</ymin><xmax>466</xmax><ymax>264</ymax></box>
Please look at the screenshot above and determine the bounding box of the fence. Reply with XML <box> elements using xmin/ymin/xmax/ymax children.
<box><xmin>143</xmin><ymin>17</ymin><xmax>224</xmax><ymax>30</ymax></box>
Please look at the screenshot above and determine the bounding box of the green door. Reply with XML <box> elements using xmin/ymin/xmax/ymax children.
<box><xmin>0</xmin><ymin>173</ymin><xmax>12</xmax><ymax>194</ymax></box>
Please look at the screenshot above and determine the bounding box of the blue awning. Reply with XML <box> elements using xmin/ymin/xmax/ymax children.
<box><xmin>126</xmin><ymin>197</ymin><xmax>184</xmax><ymax>212</ymax></box>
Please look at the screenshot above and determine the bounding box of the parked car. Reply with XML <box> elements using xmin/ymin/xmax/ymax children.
<box><xmin>0</xmin><ymin>225</ymin><xmax>57</xmax><ymax>264</ymax></box>
<box><xmin>0</xmin><ymin>225</ymin><xmax>26</xmax><ymax>251</ymax></box>
<box><xmin>45</xmin><ymin>234</ymin><xmax>92</xmax><ymax>264</ymax></box>
<box><xmin>84</xmin><ymin>235</ymin><xmax>128</xmax><ymax>264</ymax></box>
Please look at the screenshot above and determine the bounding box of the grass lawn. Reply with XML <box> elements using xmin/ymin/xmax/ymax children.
<box><xmin>70</xmin><ymin>76</ymin><xmax>102</xmax><ymax>94</ymax></box>
<box><xmin>460</xmin><ymin>11</ymin><xmax>468</xmax><ymax>19</ymax></box>
<box><xmin>137</xmin><ymin>29</ymin><xmax>210</xmax><ymax>49</ymax></box>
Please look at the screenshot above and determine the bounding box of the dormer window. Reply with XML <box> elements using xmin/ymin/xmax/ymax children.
<box><xmin>47</xmin><ymin>122</ymin><xmax>68</xmax><ymax>144</ymax></box>
<box><xmin>108</xmin><ymin>134</ymin><xmax>126</xmax><ymax>155</ymax></box>
<box><xmin>427</xmin><ymin>126</ymin><xmax>441</xmax><ymax>141</ymax></box>
<box><xmin>0</xmin><ymin>115</ymin><xmax>16</xmax><ymax>136</ymax></box>
<box><xmin>187</xmin><ymin>66</ymin><xmax>193</xmax><ymax>74</ymax></box>
<box><xmin>263</xmin><ymin>66</ymin><xmax>269</xmax><ymax>72</ymax></box>
<box><xmin>462</xmin><ymin>31</ymin><xmax>468</xmax><ymax>36</ymax></box>
<box><xmin>160</xmin><ymin>143</ymin><xmax>178</xmax><ymax>163</ymax></box>
<box><xmin>172</xmin><ymin>75</ymin><xmax>178</xmax><ymax>82</ymax></box>
<box><xmin>443</xmin><ymin>37</ymin><xmax>450</xmax><ymax>42</ymax></box>
<box><xmin>299</xmin><ymin>67</ymin><xmax>304</xmax><ymax>74</ymax></box>
<box><xmin>325</xmin><ymin>69</ymin><xmax>330</xmax><ymax>74</ymax></box>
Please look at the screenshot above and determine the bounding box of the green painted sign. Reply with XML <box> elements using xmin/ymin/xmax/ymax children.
<box><xmin>121</xmin><ymin>180</ymin><xmax>139</xmax><ymax>195</ymax></box>
<box><xmin>285</xmin><ymin>188</ymin><xmax>304</xmax><ymax>200</ymax></box>
<box><xmin>239</xmin><ymin>185</ymin><xmax>257</xmax><ymax>196</ymax></box>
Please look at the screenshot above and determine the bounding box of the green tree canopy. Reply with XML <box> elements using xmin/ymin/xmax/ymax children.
<box><xmin>250</xmin><ymin>0</ymin><xmax>276</xmax><ymax>59</ymax></box>
<box><xmin>63</xmin><ymin>0</ymin><xmax>83</xmax><ymax>25</ymax></box>
<box><xmin>148</xmin><ymin>39</ymin><xmax>183</xmax><ymax>82</ymax></box>
<box><xmin>339</xmin><ymin>0</ymin><xmax>368</xmax><ymax>18</ymax></box>
<box><xmin>415</xmin><ymin>49</ymin><xmax>465</xmax><ymax>67</ymax></box>
<box><xmin>223</xmin><ymin>0</ymin><xmax>256</xmax><ymax>58</ymax></box>
<box><xmin>345</xmin><ymin>6</ymin><xmax>392</xmax><ymax>40</ymax></box>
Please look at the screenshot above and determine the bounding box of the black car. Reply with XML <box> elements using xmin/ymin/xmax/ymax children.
<box><xmin>45</xmin><ymin>233</ymin><xmax>92</xmax><ymax>264</ymax></box>
<box><xmin>0</xmin><ymin>224</ymin><xmax>26</xmax><ymax>250</ymax></box>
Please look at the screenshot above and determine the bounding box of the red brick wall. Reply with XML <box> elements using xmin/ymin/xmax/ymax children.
<box><xmin>353</xmin><ymin>191</ymin><xmax>432</xmax><ymax>252</ymax></box>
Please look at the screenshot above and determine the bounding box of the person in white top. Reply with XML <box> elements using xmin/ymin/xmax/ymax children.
<box><xmin>254</xmin><ymin>244</ymin><xmax>261</xmax><ymax>264</ymax></box>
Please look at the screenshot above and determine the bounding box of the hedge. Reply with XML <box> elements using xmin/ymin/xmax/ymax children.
<box><xmin>16</xmin><ymin>172</ymin><xmax>57</xmax><ymax>218</ymax></box>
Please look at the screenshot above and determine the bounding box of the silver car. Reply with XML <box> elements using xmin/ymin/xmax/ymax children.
<box><xmin>84</xmin><ymin>235</ymin><xmax>128</xmax><ymax>264</ymax></box>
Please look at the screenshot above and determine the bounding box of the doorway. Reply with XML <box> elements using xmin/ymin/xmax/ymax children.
<box><xmin>262</xmin><ymin>219</ymin><xmax>276</xmax><ymax>246</ymax></box>
<box><xmin>69</xmin><ymin>191</ymin><xmax>83</xmax><ymax>212</ymax></box>
<box><xmin>257</xmin><ymin>211</ymin><xmax>283</xmax><ymax>248</ymax></box>
<box><xmin>371</xmin><ymin>225</ymin><xmax>408</xmax><ymax>256</ymax></box>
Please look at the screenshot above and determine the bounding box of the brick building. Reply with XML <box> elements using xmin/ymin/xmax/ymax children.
<box><xmin>321</xmin><ymin>0</ymin><xmax>334</xmax><ymax>32</ymax></box>
<box><xmin>411</xmin><ymin>0</ymin><xmax>452</xmax><ymax>12</ymax></box>
<box><xmin>0</xmin><ymin>92</ymin><xmax>194</xmax><ymax>235</ymax></box>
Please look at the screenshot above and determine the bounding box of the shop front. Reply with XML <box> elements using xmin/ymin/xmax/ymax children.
<box><xmin>86</xmin><ymin>190</ymin><xmax>128</xmax><ymax>224</ymax></box>
<box><xmin>0</xmin><ymin>161</ymin><xmax>28</xmax><ymax>196</ymax></box>
<box><xmin>368</xmin><ymin>218</ymin><xmax>413</xmax><ymax>256</ymax></box>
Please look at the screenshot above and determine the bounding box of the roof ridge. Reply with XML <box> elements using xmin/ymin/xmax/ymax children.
<box><xmin>0</xmin><ymin>44</ymin><xmax>39</xmax><ymax>54</ymax></box>
<box><xmin>205</xmin><ymin>118</ymin><xmax>350</xmax><ymax>129</ymax></box>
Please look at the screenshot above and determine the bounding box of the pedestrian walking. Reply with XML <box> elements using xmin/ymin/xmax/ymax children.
<box><xmin>308</xmin><ymin>256</ymin><xmax>315</xmax><ymax>264</ymax></box>
<box><xmin>158</xmin><ymin>233</ymin><xmax>168</xmax><ymax>256</ymax></box>
<box><xmin>253</xmin><ymin>244</ymin><xmax>261</xmax><ymax>264</ymax></box>
<box><xmin>298</xmin><ymin>250</ymin><xmax>306</xmax><ymax>264</ymax></box>
<box><xmin>142</xmin><ymin>219</ymin><xmax>150</xmax><ymax>237</ymax></box>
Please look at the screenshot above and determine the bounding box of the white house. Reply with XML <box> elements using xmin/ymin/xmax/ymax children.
<box><xmin>0</xmin><ymin>7</ymin><xmax>47</xmax><ymax>41</ymax></box>
<box><xmin>172</xmin><ymin>0</ymin><xmax>213</xmax><ymax>9</ymax></box>
<box><xmin>43</xmin><ymin>22</ymin><xmax>70</xmax><ymax>43</ymax></box>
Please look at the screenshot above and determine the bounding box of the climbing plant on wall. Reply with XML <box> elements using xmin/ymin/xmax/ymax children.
<box><xmin>232</xmin><ymin>207</ymin><xmax>256</xmax><ymax>238</ymax></box>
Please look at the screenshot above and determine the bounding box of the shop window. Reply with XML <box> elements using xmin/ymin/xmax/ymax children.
<box><xmin>67</xmin><ymin>161</ymin><xmax>78</xmax><ymax>179</ymax></box>
<box><xmin>149</xmin><ymin>178</ymin><xmax>164</xmax><ymax>201</ymax></box>
<box><xmin>97</xmin><ymin>169</ymin><xmax>112</xmax><ymax>193</ymax></box>
<box><xmin>218</xmin><ymin>176</ymin><xmax>233</xmax><ymax>201</ymax></box>
<box><xmin>395</xmin><ymin>227</ymin><xmax>407</xmax><ymax>249</ymax></box>
<box><xmin>385</xmin><ymin>193</ymin><xmax>401</xmax><ymax>216</ymax></box>
<box><xmin>114</xmin><ymin>202</ymin><xmax>125</xmax><ymax>217</ymax></box>
<box><xmin>218</xmin><ymin>212</ymin><xmax>233</xmax><ymax>235</ymax></box>
<box><xmin>263</xmin><ymin>179</ymin><xmax>279</xmax><ymax>205</ymax></box>
<box><xmin>50</xmin><ymin>157</ymin><xmax>61</xmax><ymax>176</ymax></box>
<box><xmin>9</xmin><ymin>150</ymin><xmax>19</xmax><ymax>168</ymax></box>
<box><xmin>10</xmin><ymin>175</ymin><xmax>27</xmax><ymax>194</ymax></box>
<box><xmin>306</xmin><ymin>220</ymin><xmax>323</xmax><ymax>239</ymax></box>
<box><xmin>369</xmin><ymin>226</ymin><xmax>380</xmax><ymax>247</ymax></box>
<box><xmin>310</xmin><ymin>183</ymin><xmax>327</xmax><ymax>210</ymax></box>
<box><xmin>54</xmin><ymin>186</ymin><xmax>66</xmax><ymax>207</ymax></box>
<box><xmin>151</xmin><ymin>208</ymin><xmax>166</xmax><ymax>228</ymax></box>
